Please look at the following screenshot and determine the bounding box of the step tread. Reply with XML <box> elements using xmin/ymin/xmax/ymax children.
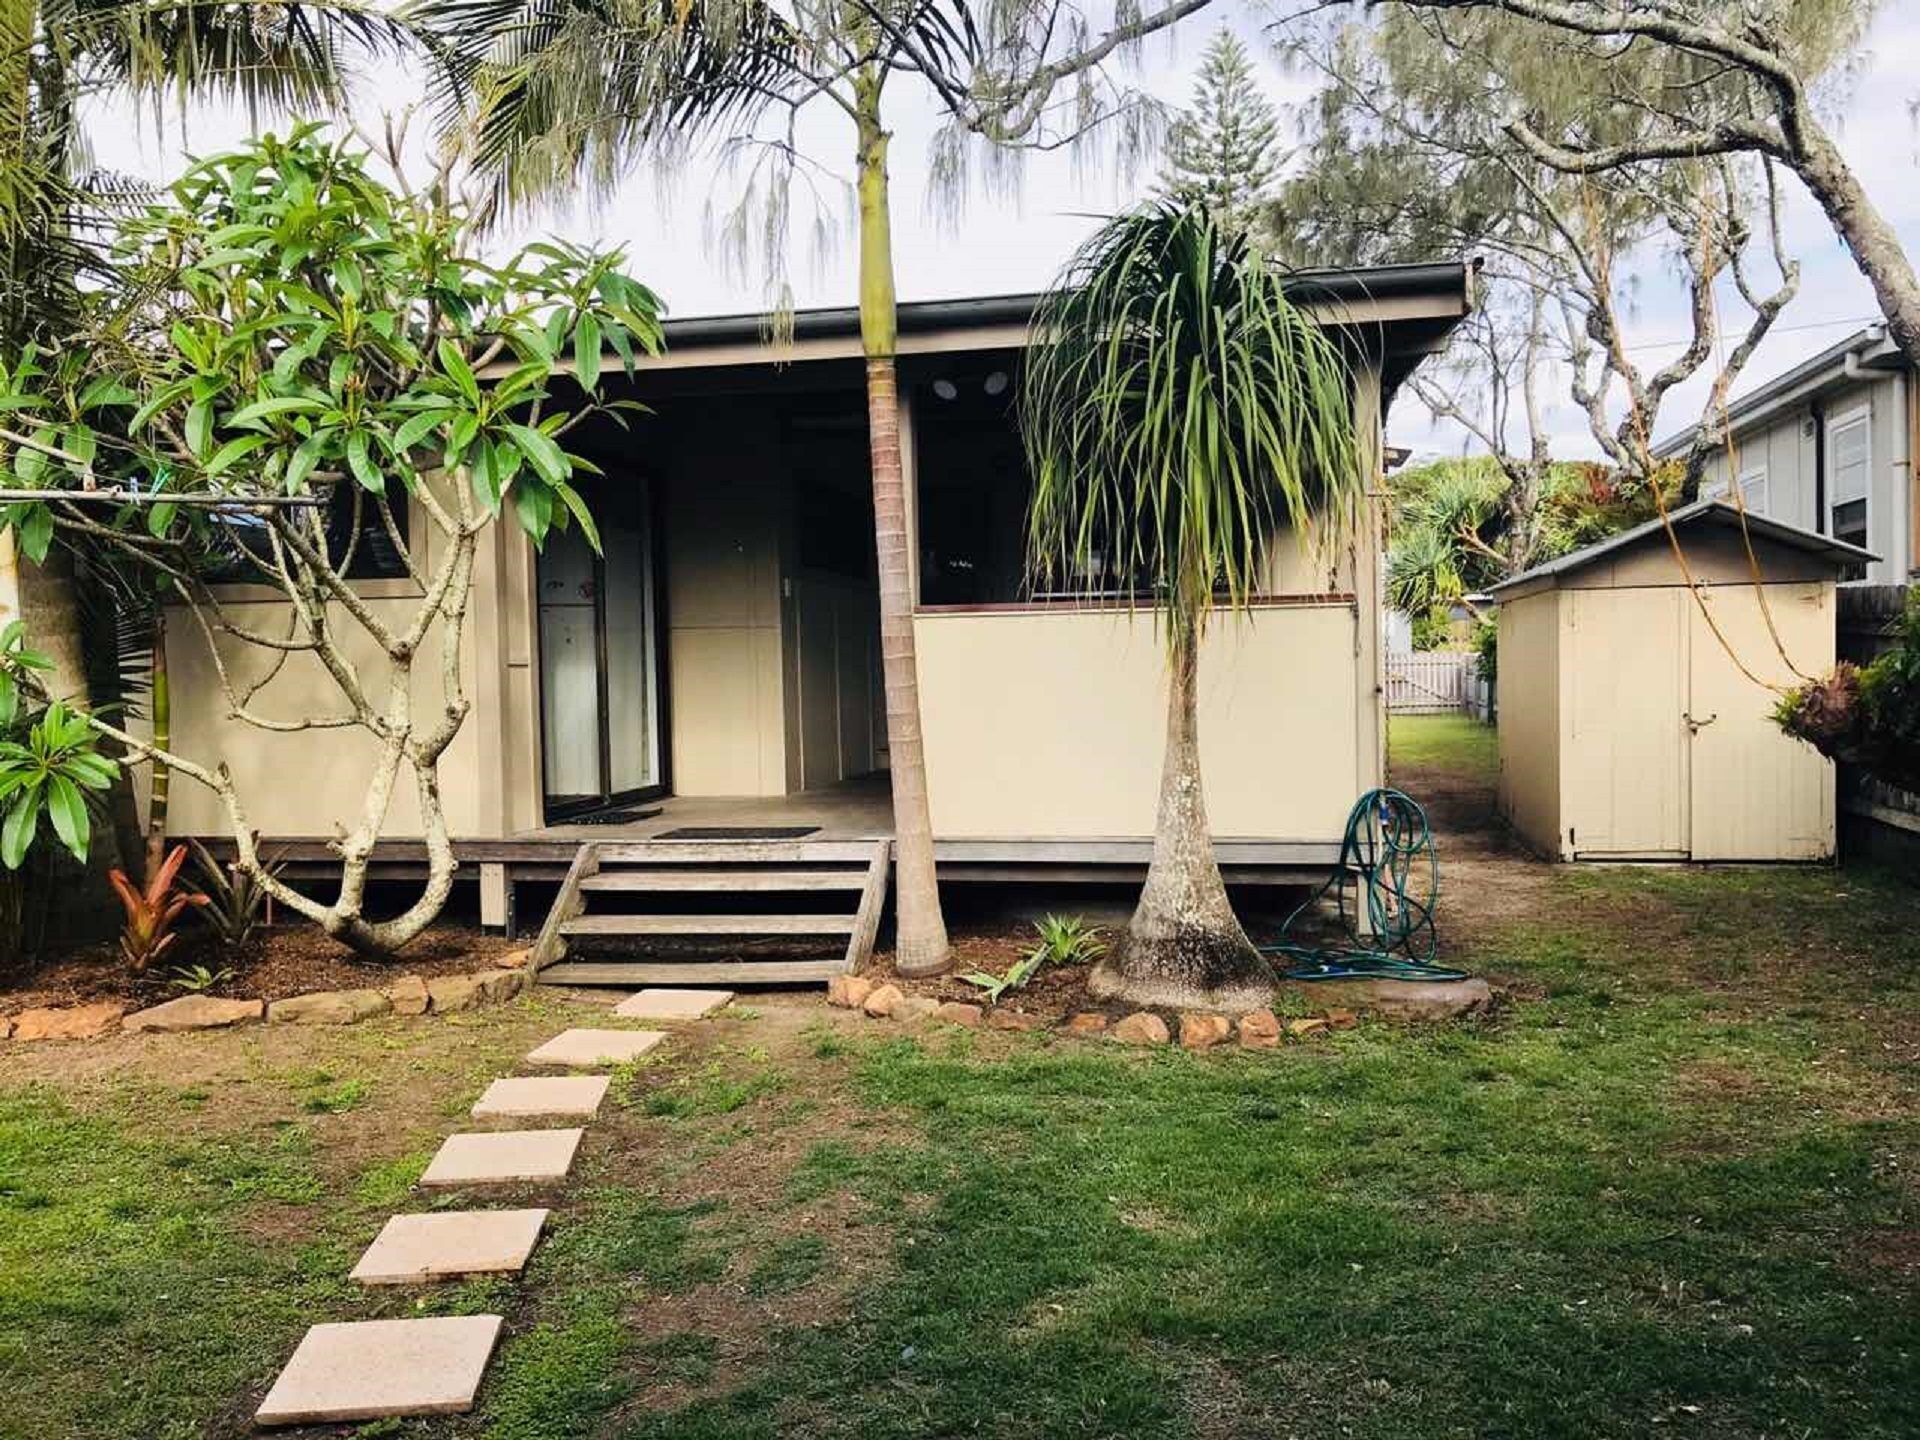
<box><xmin>559</xmin><ymin>913</ymin><xmax>857</xmax><ymax>936</ymax></box>
<box><xmin>537</xmin><ymin>959</ymin><xmax>851</xmax><ymax>986</ymax></box>
<box><xmin>579</xmin><ymin>870</ymin><xmax>867</xmax><ymax>893</ymax></box>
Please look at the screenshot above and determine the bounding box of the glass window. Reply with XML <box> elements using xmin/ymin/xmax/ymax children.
<box><xmin>1828</xmin><ymin>411</ymin><xmax>1870</xmax><ymax>580</ymax></box>
<box><xmin>1736</xmin><ymin>467</ymin><xmax>1767</xmax><ymax>515</ymax></box>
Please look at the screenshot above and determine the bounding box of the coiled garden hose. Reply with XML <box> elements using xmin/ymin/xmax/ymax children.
<box><xmin>1262</xmin><ymin>788</ymin><xmax>1469</xmax><ymax>983</ymax></box>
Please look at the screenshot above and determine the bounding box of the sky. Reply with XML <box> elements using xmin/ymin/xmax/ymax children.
<box><xmin>81</xmin><ymin>0</ymin><xmax>1920</xmax><ymax>462</ymax></box>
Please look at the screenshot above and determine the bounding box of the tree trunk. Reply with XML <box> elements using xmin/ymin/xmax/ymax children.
<box><xmin>1785</xmin><ymin>112</ymin><xmax>1920</xmax><ymax>370</ymax></box>
<box><xmin>1089</xmin><ymin>615</ymin><xmax>1275</xmax><ymax>1010</ymax></box>
<box><xmin>143</xmin><ymin>605</ymin><xmax>169</xmax><ymax>882</ymax></box>
<box><xmin>854</xmin><ymin>69</ymin><xmax>949</xmax><ymax>978</ymax></box>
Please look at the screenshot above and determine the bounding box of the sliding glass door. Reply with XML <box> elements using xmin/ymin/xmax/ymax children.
<box><xmin>536</xmin><ymin>480</ymin><xmax>664</xmax><ymax>817</ymax></box>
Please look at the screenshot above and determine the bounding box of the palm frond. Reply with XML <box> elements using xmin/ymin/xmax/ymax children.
<box><xmin>1020</xmin><ymin>203</ymin><xmax>1361</xmax><ymax>643</ymax></box>
<box><xmin>405</xmin><ymin>0</ymin><xmax>807</xmax><ymax>215</ymax></box>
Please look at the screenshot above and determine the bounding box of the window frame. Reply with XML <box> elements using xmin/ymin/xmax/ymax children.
<box><xmin>1825</xmin><ymin>404</ymin><xmax>1873</xmax><ymax>580</ymax></box>
<box><xmin>1734</xmin><ymin>463</ymin><xmax>1768</xmax><ymax>516</ymax></box>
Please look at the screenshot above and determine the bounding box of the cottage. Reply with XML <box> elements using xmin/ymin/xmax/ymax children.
<box><xmin>157</xmin><ymin>264</ymin><xmax>1473</xmax><ymax>979</ymax></box>
<box><xmin>1488</xmin><ymin>499</ymin><xmax>1872</xmax><ymax>863</ymax></box>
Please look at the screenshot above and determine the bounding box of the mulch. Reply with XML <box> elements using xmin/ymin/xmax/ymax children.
<box><xmin>1</xmin><ymin>922</ymin><xmax>518</xmax><ymax>1013</ymax></box>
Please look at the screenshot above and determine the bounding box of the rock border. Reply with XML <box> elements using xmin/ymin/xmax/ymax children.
<box><xmin>827</xmin><ymin>971</ymin><xmax>1492</xmax><ymax>1048</ymax></box>
<box><xmin>1</xmin><ymin>949</ymin><xmax>535</xmax><ymax>1043</ymax></box>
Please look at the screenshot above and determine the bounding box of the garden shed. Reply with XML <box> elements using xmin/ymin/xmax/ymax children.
<box><xmin>1486</xmin><ymin>499</ymin><xmax>1873</xmax><ymax>862</ymax></box>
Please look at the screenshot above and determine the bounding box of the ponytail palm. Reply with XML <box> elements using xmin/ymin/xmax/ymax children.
<box><xmin>1022</xmin><ymin>205</ymin><xmax>1361</xmax><ymax>1009</ymax></box>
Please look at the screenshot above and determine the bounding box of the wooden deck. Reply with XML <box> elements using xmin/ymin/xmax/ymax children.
<box><xmin>193</xmin><ymin>775</ymin><xmax>1344</xmax><ymax>940</ymax></box>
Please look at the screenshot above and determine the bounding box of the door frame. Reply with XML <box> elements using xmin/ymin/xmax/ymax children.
<box><xmin>536</xmin><ymin>478</ymin><xmax>672</xmax><ymax>821</ymax></box>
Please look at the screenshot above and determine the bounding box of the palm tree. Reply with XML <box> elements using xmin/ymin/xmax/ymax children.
<box><xmin>1020</xmin><ymin>204</ymin><xmax>1361</xmax><ymax>1010</ymax></box>
<box><xmin>2</xmin><ymin>0</ymin><xmax>409</xmax><ymax>343</ymax></box>
<box><xmin>406</xmin><ymin>0</ymin><xmax>1227</xmax><ymax>978</ymax></box>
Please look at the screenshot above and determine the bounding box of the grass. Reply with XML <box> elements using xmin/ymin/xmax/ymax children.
<box><xmin>1</xmin><ymin>722</ymin><xmax>1914</xmax><ymax>1437</ymax></box>
<box><xmin>1389</xmin><ymin>712</ymin><xmax>1497</xmax><ymax>781</ymax></box>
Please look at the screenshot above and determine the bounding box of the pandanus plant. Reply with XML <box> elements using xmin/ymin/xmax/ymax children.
<box><xmin>1021</xmin><ymin>204</ymin><xmax>1362</xmax><ymax>1009</ymax></box>
<box><xmin>107</xmin><ymin>843</ymin><xmax>209</xmax><ymax>974</ymax></box>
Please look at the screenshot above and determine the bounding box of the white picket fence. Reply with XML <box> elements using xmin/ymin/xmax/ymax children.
<box><xmin>1386</xmin><ymin>650</ymin><xmax>1489</xmax><ymax>716</ymax></box>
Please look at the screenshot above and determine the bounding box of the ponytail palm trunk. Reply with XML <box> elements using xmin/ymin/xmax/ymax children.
<box><xmin>1022</xmin><ymin>206</ymin><xmax>1361</xmax><ymax>1009</ymax></box>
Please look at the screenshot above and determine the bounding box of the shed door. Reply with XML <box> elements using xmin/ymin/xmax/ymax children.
<box><xmin>1565</xmin><ymin>588</ymin><xmax>1690</xmax><ymax>857</ymax></box>
<box><xmin>1686</xmin><ymin>584</ymin><xmax>1836</xmax><ymax>861</ymax></box>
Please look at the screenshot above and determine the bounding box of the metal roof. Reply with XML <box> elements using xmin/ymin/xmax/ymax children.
<box><xmin>1484</xmin><ymin>498</ymin><xmax>1879</xmax><ymax>598</ymax></box>
<box><xmin>657</xmin><ymin>260</ymin><xmax>1474</xmax><ymax>349</ymax></box>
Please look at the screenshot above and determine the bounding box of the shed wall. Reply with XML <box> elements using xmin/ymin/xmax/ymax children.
<box><xmin>1495</xmin><ymin>590</ymin><xmax>1562</xmax><ymax>856</ymax></box>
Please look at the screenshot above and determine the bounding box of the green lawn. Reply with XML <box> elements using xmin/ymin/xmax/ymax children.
<box><xmin>1390</xmin><ymin>711</ymin><xmax>1497</xmax><ymax>782</ymax></box>
<box><xmin>2</xmin><ymin>741</ymin><xmax>1917</xmax><ymax>1437</ymax></box>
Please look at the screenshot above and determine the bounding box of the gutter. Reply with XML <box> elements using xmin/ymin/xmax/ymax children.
<box><xmin>1653</xmin><ymin>324</ymin><xmax>1895</xmax><ymax>459</ymax></box>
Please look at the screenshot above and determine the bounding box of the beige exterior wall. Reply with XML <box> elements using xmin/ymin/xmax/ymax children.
<box><xmin>1495</xmin><ymin>590</ymin><xmax>1561</xmax><ymax>856</ymax></box>
<box><xmin>661</xmin><ymin>404</ymin><xmax>790</xmax><ymax>797</ymax></box>
<box><xmin>914</xmin><ymin>602</ymin><xmax>1368</xmax><ymax>839</ymax></box>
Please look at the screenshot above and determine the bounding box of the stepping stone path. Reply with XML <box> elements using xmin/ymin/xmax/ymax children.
<box><xmin>421</xmin><ymin>1128</ymin><xmax>584</xmax><ymax>1187</ymax></box>
<box><xmin>614</xmin><ymin>987</ymin><xmax>734</xmax><ymax>1020</ymax></box>
<box><xmin>351</xmin><ymin>1209</ymin><xmax>549</xmax><ymax>1285</ymax></box>
<box><xmin>256</xmin><ymin>1315</ymin><xmax>502</xmax><ymax>1425</ymax></box>
<box><xmin>256</xmin><ymin>987</ymin><xmax>736</xmax><ymax>1424</ymax></box>
<box><xmin>526</xmin><ymin>1027</ymin><xmax>667</xmax><ymax>1067</ymax></box>
<box><xmin>472</xmin><ymin>1074</ymin><xmax>610</xmax><ymax>1119</ymax></box>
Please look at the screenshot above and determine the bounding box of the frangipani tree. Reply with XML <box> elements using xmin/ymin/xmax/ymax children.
<box><xmin>409</xmin><ymin>0</ymin><xmax>1229</xmax><ymax>979</ymax></box>
<box><xmin>1020</xmin><ymin>205</ymin><xmax>1359</xmax><ymax>1009</ymax></box>
<box><xmin>0</xmin><ymin>125</ymin><xmax>662</xmax><ymax>955</ymax></box>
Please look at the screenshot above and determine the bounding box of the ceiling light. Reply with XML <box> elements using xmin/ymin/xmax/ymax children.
<box><xmin>932</xmin><ymin>378</ymin><xmax>959</xmax><ymax>401</ymax></box>
<box><xmin>983</xmin><ymin>370</ymin><xmax>1009</xmax><ymax>397</ymax></box>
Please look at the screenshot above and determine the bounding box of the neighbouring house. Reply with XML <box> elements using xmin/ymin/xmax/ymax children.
<box><xmin>152</xmin><ymin>264</ymin><xmax>1473</xmax><ymax>981</ymax></box>
<box><xmin>1489</xmin><ymin>499</ymin><xmax>1871</xmax><ymax>863</ymax></box>
<box><xmin>1653</xmin><ymin>323</ymin><xmax>1917</xmax><ymax>586</ymax></box>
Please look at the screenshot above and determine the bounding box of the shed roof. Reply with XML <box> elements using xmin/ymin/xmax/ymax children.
<box><xmin>1484</xmin><ymin>499</ymin><xmax>1878</xmax><ymax>599</ymax></box>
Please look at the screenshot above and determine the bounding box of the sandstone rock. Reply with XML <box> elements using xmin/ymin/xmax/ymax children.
<box><xmin>1065</xmin><ymin>1012</ymin><xmax>1110</xmax><ymax>1035</ymax></box>
<box><xmin>10</xmin><ymin>1001</ymin><xmax>126</xmax><ymax>1041</ymax></box>
<box><xmin>934</xmin><ymin>1001</ymin><xmax>983</xmax><ymax>1028</ymax></box>
<box><xmin>269</xmin><ymin>988</ymin><xmax>392</xmax><ymax>1025</ymax></box>
<box><xmin>1237</xmin><ymin>1010</ymin><xmax>1281</xmax><ymax>1049</ymax></box>
<box><xmin>827</xmin><ymin>975</ymin><xmax>875</xmax><ymax>1009</ymax></box>
<box><xmin>1178</xmin><ymin>1013</ymin><xmax>1232</xmax><ymax>1051</ymax></box>
<box><xmin>1287</xmin><ymin>1016</ymin><xmax>1329</xmax><ymax>1038</ymax></box>
<box><xmin>474</xmin><ymin>969</ymin><xmax>525</xmax><ymax>1004</ymax></box>
<box><xmin>985</xmin><ymin>1008</ymin><xmax>1044</xmax><ymax>1032</ymax></box>
<box><xmin>1325</xmin><ymin>1008</ymin><xmax>1359</xmax><ymax>1030</ymax></box>
<box><xmin>123</xmin><ymin>995</ymin><xmax>263</xmax><ymax>1033</ymax></box>
<box><xmin>492</xmin><ymin>947</ymin><xmax>533</xmax><ymax>970</ymax></box>
<box><xmin>0</xmin><ymin>1014</ymin><xmax>12</xmax><ymax>1040</ymax></box>
<box><xmin>891</xmin><ymin>995</ymin><xmax>941</xmax><ymax>1025</ymax></box>
<box><xmin>385</xmin><ymin>975</ymin><xmax>431</xmax><ymax>1016</ymax></box>
<box><xmin>862</xmin><ymin>983</ymin><xmax>904</xmax><ymax>1018</ymax></box>
<box><xmin>427</xmin><ymin>974</ymin><xmax>485</xmax><ymax>1014</ymax></box>
<box><xmin>1110</xmin><ymin>1012</ymin><xmax>1170</xmax><ymax>1046</ymax></box>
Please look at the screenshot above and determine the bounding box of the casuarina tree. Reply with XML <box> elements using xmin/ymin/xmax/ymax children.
<box><xmin>408</xmin><ymin>0</ymin><xmax>1231</xmax><ymax>979</ymax></box>
<box><xmin>1020</xmin><ymin>204</ymin><xmax>1360</xmax><ymax>1010</ymax></box>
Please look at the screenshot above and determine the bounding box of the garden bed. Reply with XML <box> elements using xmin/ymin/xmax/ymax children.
<box><xmin>0</xmin><ymin>922</ymin><xmax>520</xmax><ymax>1013</ymax></box>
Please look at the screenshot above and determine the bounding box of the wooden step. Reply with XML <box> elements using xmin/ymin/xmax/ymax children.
<box><xmin>559</xmin><ymin>913</ymin><xmax>857</xmax><ymax>937</ymax></box>
<box><xmin>538</xmin><ymin>959</ymin><xmax>853</xmax><ymax>986</ymax></box>
<box><xmin>579</xmin><ymin>869</ymin><xmax>866</xmax><ymax>893</ymax></box>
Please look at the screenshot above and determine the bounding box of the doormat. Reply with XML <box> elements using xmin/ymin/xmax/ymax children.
<box><xmin>655</xmin><ymin>825</ymin><xmax>821</xmax><ymax>840</ymax></box>
<box><xmin>574</xmin><ymin>805</ymin><xmax>664</xmax><ymax>826</ymax></box>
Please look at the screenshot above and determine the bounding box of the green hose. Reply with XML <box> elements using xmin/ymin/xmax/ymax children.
<box><xmin>1262</xmin><ymin>788</ymin><xmax>1469</xmax><ymax>983</ymax></box>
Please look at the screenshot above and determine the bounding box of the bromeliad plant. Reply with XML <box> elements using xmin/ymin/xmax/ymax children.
<box><xmin>0</xmin><ymin>123</ymin><xmax>663</xmax><ymax>955</ymax></box>
<box><xmin>961</xmin><ymin>914</ymin><xmax>1106</xmax><ymax>1004</ymax></box>
<box><xmin>107</xmin><ymin>843</ymin><xmax>210</xmax><ymax>974</ymax></box>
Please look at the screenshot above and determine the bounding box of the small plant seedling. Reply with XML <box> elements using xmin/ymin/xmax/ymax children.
<box><xmin>166</xmin><ymin>963</ymin><xmax>235</xmax><ymax>994</ymax></box>
<box><xmin>962</xmin><ymin>914</ymin><xmax>1107</xmax><ymax>1002</ymax></box>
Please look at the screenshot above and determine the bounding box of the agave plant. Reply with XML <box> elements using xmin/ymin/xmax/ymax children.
<box><xmin>107</xmin><ymin>843</ymin><xmax>210</xmax><ymax>974</ymax></box>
